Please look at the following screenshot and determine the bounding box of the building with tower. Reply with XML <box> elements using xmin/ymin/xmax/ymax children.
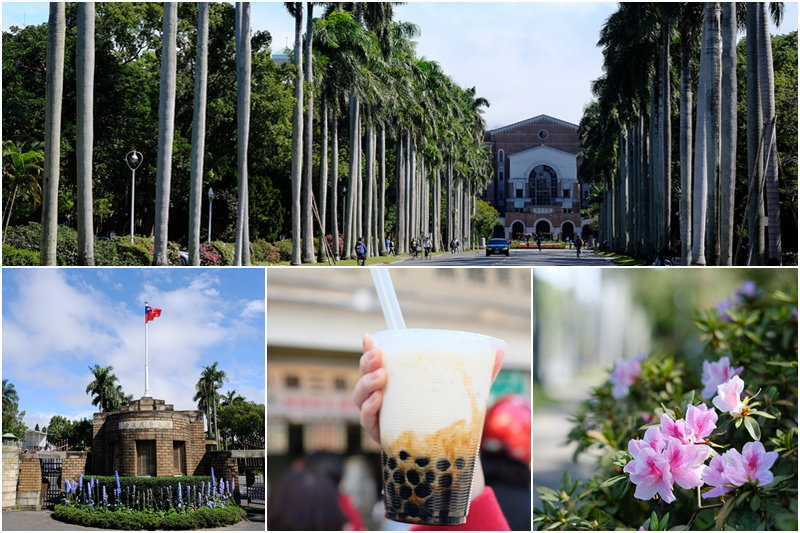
<box><xmin>482</xmin><ymin>115</ymin><xmax>590</xmax><ymax>242</ymax></box>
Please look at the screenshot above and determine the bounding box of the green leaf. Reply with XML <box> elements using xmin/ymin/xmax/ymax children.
<box><xmin>765</xmin><ymin>361</ymin><xmax>797</xmax><ymax>368</ymax></box>
<box><xmin>744</xmin><ymin>416</ymin><xmax>762</xmax><ymax>441</ymax></box>
<box><xmin>537</xmin><ymin>486</ymin><xmax>561</xmax><ymax>502</ymax></box>
<box><xmin>601</xmin><ymin>475</ymin><xmax>627</xmax><ymax>488</ymax></box>
<box><xmin>750</xmin><ymin>410</ymin><xmax>776</xmax><ymax>419</ymax></box>
<box><xmin>750</xmin><ymin>494</ymin><xmax>761</xmax><ymax>511</ymax></box>
<box><xmin>758</xmin><ymin>474</ymin><xmax>795</xmax><ymax>491</ymax></box>
<box><xmin>650</xmin><ymin>511</ymin><xmax>659</xmax><ymax>531</ymax></box>
<box><xmin>716</xmin><ymin>497</ymin><xmax>735</xmax><ymax>531</ymax></box>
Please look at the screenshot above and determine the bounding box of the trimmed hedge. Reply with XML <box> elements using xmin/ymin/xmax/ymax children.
<box><xmin>53</xmin><ymin>503</ymin><xmax>246</xmax><ymax>530</ymax></box>
<box><xmin>252</xmin><ymin>240</ymin><xmax>280</xmax><ymax>265</ymax></box>
<box><xmin>2</xmin><ymin>244</ymin><xmax>40</xmax><ymax>265</ymax></box>
<box><xmin>73</xmin><ymin>475</ymin><xmax>213</xmax><ymax>493</ymax></box>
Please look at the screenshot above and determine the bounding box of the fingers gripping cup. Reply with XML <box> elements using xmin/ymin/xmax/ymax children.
<box><xmin>373</xmin><ymin>329</ymin><xmax>503</xmax><ymax>526</ymax></box>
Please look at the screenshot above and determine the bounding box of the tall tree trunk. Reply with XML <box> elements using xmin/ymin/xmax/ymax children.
<box><xmin>719</xmin><ymin>2</ymin><xmax>736</xmax><ymax>265</ymax></box>
<box><xmin>757</xmin><ymin>2</ymin><xmax>781</xmax><ymax>263</ymax></box>
<box><xmin>77</xmin><ymin>2</ymin><xmax>95</xmax><ymax>266</ymax></box>
<box><xmin>290</xmin><ymin>3</ymin><xmax>304</xmax><ymax>265</ymax></box>
<box><xmin>189</xmin><ymin>2</ymin><xmax>209</xmax><ymax>266</ymax></box>
<box><xmin>153</xmin><ymin>2</ymin><xmax>178</xmax><ymax>266</ymax></box>
<box><xmin>746</xmin><ymin>3</ymin><xmax>764</xmax><ymax>265</ymax></box>
<box><xmin>331</xmin><ymin>116</ymin><xmax>340</xmax><ymax>259</ymax></box>
<box><xmin>318</xmin><ymin>92</ymin><xmax>328</xmax><ymax>262</ymax></box>
<box><xmin>660</xmin><ymin>20</ymin><xmax>672</xmax><ymax>255</ymax></box>
<box><xmin>234</xmin><ymin>2</ymin><xmax>251</xmax><ymax>266</ymax></box>
<box><xmin>378</xmin><ymin>125</ymin><xmax>387</xmax><ymax>256</ymax></box>
<box><xmin>364</xmin><ymin>125</ymin><xmax>374</xmax><ymax>256</ymax></box>
<box><xmin>704</xmin><ymin>2</ymin><xmax>721</xmax><ymax>266</ymax></box>
<box><xmin>433</xmin><ymin>168</ymin><xmax>441</xmax><ymax>252</ymax></box>
<box><xmin>41</xmin><ymin>2</ymin><xmax>65</xmax><ymax>266</ymax></box>
<box><xmin>301</xmin><ymin>2</ymin><xmax>316</xmax><ymax>263</ymax></box>
<box><xmin>343</xmin><ymin>92</ymin><xmax>358</xmax><ymax>259</ymax></box>
<box><xmin>355</xmin><ymin>112</ymin><xmax>362</xmax><ymax>247</ymax></box>
<box><xmin>396</xmin><ymin>135</ymin><xmax>406</xmax><ymax>254</ymax></box>
<box><xmin>692</xmin><ymin>3</ymin><xmax>712</xmax><ymax>265</ymax></box>
<box><xmin>679</xmin><ymin>18</ymin><xmax>694</xmax><ymax>265</ymax></box>
<box><xmin>446</xmin><ymin>155</ymin><xmax>453</xmax><ymax>251</ymax></box>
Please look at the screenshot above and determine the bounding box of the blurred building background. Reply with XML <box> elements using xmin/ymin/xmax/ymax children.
<box><xmin>531</xmin><ymin>268</ymin><xmax>799</xmax><ymax>519</ymax></box>
<box><xmin>267</xmin><ymin>267</ymin><xmax>532</xmax><ymax>530</ymax></box>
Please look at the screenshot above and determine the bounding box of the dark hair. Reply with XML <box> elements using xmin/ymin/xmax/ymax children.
<box><xmin>304</xmin><ymin>451</ymin><xmax>344</xmax><ymax>485</ymax></box>
<box><xmin>481</xmin><ymin>451</ymin><xmax>531</xmax><ymax>488</ymax></box>
<box><xmin>267</xmin><ymin>467</ymin><xmax>347</xmax><ymax>531</ymax></box>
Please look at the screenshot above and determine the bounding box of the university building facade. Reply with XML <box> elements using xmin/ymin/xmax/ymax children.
<box><xmin>482</xmin><ymin>115</ymin><xmax>590</xmax><ymax>241</ymax></box>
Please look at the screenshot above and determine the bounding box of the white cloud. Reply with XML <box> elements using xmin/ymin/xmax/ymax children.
<box><xmin>240</xmin><ymin>299</ymin><xmax>265</xmax><ymax>319</ymax></box>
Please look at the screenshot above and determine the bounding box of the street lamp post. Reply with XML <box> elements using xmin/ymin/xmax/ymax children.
<box><xmin>207</xmin><ymin>188</ymin><xmax>215</xmax><ymax>243</ymax></box>
<box><xmin>125</xmin><ymin>151</ymin><xmax>143</xmax><ymax>244</ymax></box>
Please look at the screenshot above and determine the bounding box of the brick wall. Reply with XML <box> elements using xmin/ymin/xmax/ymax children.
<box><xmin>16</xmin><ymin>454</ymin><xmax>41</xmax><ymax>511</ymax></box>
<box><xmin>205</xmin><ymin>451</ymin><xmax>237</xmax><ymax>485</ymax></box>
<box><xmin>2</xmin><ymin>446</ymin><xmax>19</xmax><ymax>511</ymax></box>
<box><xmin>62</xmin><ymin>452</ymin><xmax>90</xmax><ymax>484</ymax></box>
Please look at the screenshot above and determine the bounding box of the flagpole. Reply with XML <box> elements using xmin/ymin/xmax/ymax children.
<box><xmin>144</xmin><ymin>301</ymin><xmax>151</xmax><ymax>397</ymax></box>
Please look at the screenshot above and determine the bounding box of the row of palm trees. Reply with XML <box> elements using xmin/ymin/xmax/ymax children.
<box><xmin>192</xmin><ymin>361</ymin><xmax>228</xmax><ymax>449</ymax></box>
<box><xmin>580</xmin><ymin>2</ymin><xmax>785</xmax><ymax>265</ymax></box>
<box><xmin>39</xmin><ymin>2</ymin><xmax>491</xmax><ymax>265</ymax></box>
<box><xmin>85</xmin><ymin>364</ymin><xmax>134</xmax><ymax>413</ymax></box>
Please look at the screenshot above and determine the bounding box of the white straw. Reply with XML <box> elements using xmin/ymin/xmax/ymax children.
<box><xmin>370</xmin><ymin>269</ymin><xmax>406</xmax><ymax>329</ymax></box>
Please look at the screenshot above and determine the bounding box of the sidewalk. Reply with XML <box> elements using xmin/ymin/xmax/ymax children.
<box><xmin>1</xmin><ymin>504</ymin><xmax>264</xmax><ymax>531</ymax></box>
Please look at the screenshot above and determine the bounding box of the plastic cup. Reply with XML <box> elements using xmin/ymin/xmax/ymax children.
<box><xmin>372</xmin><ymin>329</ymin><xmax>504</xmax><ymax>526</ymax></box>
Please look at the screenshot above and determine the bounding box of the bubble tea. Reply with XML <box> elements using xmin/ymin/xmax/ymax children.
<box><xmin>372</xmin><ymin>329</ymin><xmax>503</xmax><ymax>526</ymax></box>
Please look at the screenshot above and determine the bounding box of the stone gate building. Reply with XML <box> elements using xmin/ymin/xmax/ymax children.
<box><xmin>92</xmin><ymin>396</ymin><xmax>206</xmax><ymax>477</ymax></box>
<box><xmin>482</xmin><ymin>114</ymin><xmax>590</xmax><ymax>241</ymax></box>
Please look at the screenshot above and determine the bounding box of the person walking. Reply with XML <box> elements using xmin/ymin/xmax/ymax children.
<box><xmin>355</xmin><ymin>237</ymin><xmax>367</xmax><ymax>266</ymax></box>
<box><xmin>575</xmin><ymin>234</ymin><xmax>583</xmax><ymax>259</ymax></box>
<box><xmin>536</xmin><ymin>235</ymin><xmax>542</xmax><ymax>253</ymax></box>
<box><xmin>423</xmin><ymin>236</ymin><xmax>432</xmax><ymax>260</ymax></box>
<box><xmin>410</xmin><ymin>237</ymin><xmax>418</xmax><ymax>259</ymax></box>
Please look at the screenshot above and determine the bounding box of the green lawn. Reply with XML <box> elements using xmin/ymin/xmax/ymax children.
<box><xmin>593</xmin><ymin>250</ymin><xmax>649</xmax><ymax>266</ymax></box>
<box><xmin>276</xmin><ymin>250</ymin><xmax>457</xmax><ymax>266</ymax></box>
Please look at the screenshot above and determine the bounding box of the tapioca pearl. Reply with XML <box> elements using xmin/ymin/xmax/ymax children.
<box><xmin>424</xmin><ymin>499</ymin><xmax>437</xmax><ymax>513</ymax></box>
<box><xmin>404</xmin><ymin>502</ymin><xmax>420</xmax><ymax>518</ymax></box>
<box><xmin>406</xmin><ymin>469</ymin><xmax>420</xmax><ymax>485</ymax></box>
<box><xmin>388</xmin><ymin>457</ymin><xmax>397</xmax><ymax>470</ymax></box>
<box><xmin>382</xmin><ymin>452</ymin><xmax>387</xmax><ymax>466</ymax></box>
<box><xmin>415</xmin><ymin>457</ymin><xmax>429</xmax><ymax>468</ymax></box>
<box><xmin>399</xmin><ymin>484</ymin><xmax>413</xmax><ymax>500</ymax></box>
<box><xmin>439</xmin><ymin>473</ymin><xmax>453</xmax><ymax>488</ymax></box>
<box><xmin>436</xmin><ymin>459</ymin><xmax>450</xmax><ymax>471</ymax></box>
<box><xmin>425</xmin><ymin>470</ymin><xmax>436</xmax><ymax>484</ymax></box>
<box><xmin>399</xmin><ymin>450</ymin><xmax>410</xmax><ymax>461</ymax></box>
<box><xmin>383</xmin><ymin>469</ymin><xmax>389</xmax><ymax>481</ymax></box>
<box><xmin>393</xmin><ymin>469</ymin><xmax>405</xmax><ymax>484</ymax></box>
<box><xmin>454</xmin><ymin>457</ymin><xmax>465</xmax><ymax>470</ymax></box>
<box><xmin>440</xmin><ymin>489</ymin><xmax>452</xmax><ymax>508</ymax></box>
<box><xmin>418</xmin><ymin>506</ymin><xmax>432</xmax><ymax>519</ymax></box>
<box><xmin>391</xmin><ymin>497</ymin><xmax>402</xmax><ymax>510</ymax></box>
<box><xmin>414</xmin><ymin>483</ymin><xmax>431</xmax><ymax>499</ymax></box>
<box><xmin>387</xmin><ymin>481</ymin><xmax>396</xmax><ymax>499</ymax></box>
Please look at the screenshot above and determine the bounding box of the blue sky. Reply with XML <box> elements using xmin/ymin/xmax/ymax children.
<box><xmin>2</xmin><ymin>2</ymin><xmax>797</xmax><ymax>129</ymax></box>
<box><xmin>2</xmin><ymin>268</ymin><xmax>265</xmax><ymax>431</ymax></box>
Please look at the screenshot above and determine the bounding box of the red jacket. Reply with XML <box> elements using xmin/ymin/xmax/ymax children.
<box><xmin>410</xmin><ymin>487</ymin><xmax>510</xmax><ymax>531</ymax></box>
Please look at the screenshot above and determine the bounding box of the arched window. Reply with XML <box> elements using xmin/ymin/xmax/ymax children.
<box><xmin>529</xmin><ymin>165</ymin><xmax>558</xmax><ymax>206</ymax></box>
<box><xmin>498</xmin><ymin>149</ymin><xmax>505</xmax><ymax>164</ymax></box>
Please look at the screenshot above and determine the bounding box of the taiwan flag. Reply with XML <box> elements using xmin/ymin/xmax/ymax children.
<box><xmin>145</xmin><ymin>305</ymin><xmax>162</xmax><ymax>323</ymax></box>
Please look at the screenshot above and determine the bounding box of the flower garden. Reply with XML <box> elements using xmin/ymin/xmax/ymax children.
<box><xmin>53</xmin><ymin>468</ymin><xmax>246</xmax><ymax>530</ymax></box>
<box><xmin>534</xmin><ymin>281</ymin><xmax>798</xmax><ymax>530</ymax></box>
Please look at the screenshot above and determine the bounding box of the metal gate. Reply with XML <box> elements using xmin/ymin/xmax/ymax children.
<box><xmin>238</xmin><ymin>456</ymin><xmax>264</xmax><ymax>505</ymax></box>
<box><xmin>40</xmin><ymin>458</ymin><xmax>63</xmax><ymax>508</ymax></box>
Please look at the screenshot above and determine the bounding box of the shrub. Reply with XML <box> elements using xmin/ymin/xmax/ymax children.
<box><xmin>207</xmin><ymin>241</ymin><xmax>233</xmax><ymax>266</ymax></box>
<box><xmin>252</xmin><ymin>240</ymin><xmax>280</xmax><ymax>265</ymax></box>
<box><xmin>113</xmin><ymin>238</ymin><xmax>152</xmax><ymax>266</ymax></box>
<box><xmin>93</xmin><ymin>239</ymin><xmax>118</xmax><ymax>266</ymax></box>
<box><xmin>3</xmin><ymin>222</ymin><xmax>41</xmax><ymax>251</ymax></box>
<box><xmin>2</xmin><ymin>245</ymin><xmax>40</xmax><ymax>265</ymax></box>
<box><xmin>534</xmin><ymin>282</ymin><xmax>798</xmax><ymax>531</ymax></box>
<box><xmin>54</xmin><ymin>504</ymin><xmax>245</xmax><ymax>530</ymax></box>
<box><xmin>272</xmin><ymin>239</ymin><xmax>292</xmax><ymax>262</ymax></box>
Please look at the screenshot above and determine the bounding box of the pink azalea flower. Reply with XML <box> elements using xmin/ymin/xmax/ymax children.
<box><xmin>663</xmin><ymin>437</ymin><xmax>708</xmax><ymax>490</ymax></box>
<box><xmin>685</xmin><ymin>403</ymin><xmax>718</xmax><ymax>442</ymax></box>
<box><xmin>726</xmin><ymin>441</ymin><xmax>779</xmax><ymax>487</ymax></box>
<box><xmin>701</xmin><ymin>357</ymin><xmax>744</xmax><ymax>399</ymax></box>
<box><xmin>629</xmin><ymin>426</ymin><xmax>666</xmax><ymax>459</ymax></box>
<box><xmin>716</xmin><ymin>298</ymin><xmax>734</xmax><ymax>323</ymax></box>
<box><xmin>712</xmin><ymin>375</ymin><xmax>745</xmax><ymax>416</ymax></box>
<box><xmin>702</xmin><ymin>453</ymin><xmax>735</xmax><ymax>498</ymax></box>
<box><xmin>610</xmin><ymin>353</ymin><xmax>643</xmax><ymax>399</ymax></box>
<box><xmin>623</xmin><ymin>446</ymin><xmax>676</xmax><ymax>503</ymax></box>
<box><xmin>660</xmin><ymin>413</ymin><xmax>690</xmax><ymax>444</ymax></box>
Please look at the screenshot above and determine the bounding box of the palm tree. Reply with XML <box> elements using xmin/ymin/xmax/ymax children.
<box><xmin>287</xmin><ymin>2</ymin><xmax>304</xmax><ymax>265</ymax></box>
<box><xmin>2</xmin><ymin>140</ymin><xmax>44</xmax><ymax>241</ymax></box>
<box><xmin>746</xmin><ymin>3</ymin><xmax>765</xmax><ymax>265</ymax></box>
<box><xmin>2</xmin><ymin>379</ymin><xmax>19</xmax><ymax>413</ymax></box>
<box><xmin>41</xmin><ymin>2</ymin><xmax>66</xmax><ymax>266</ymax></box>
<box><xmin>188</xmin><ymin>2</ymin><xmax>210</xmax><ymax>266</ymax></box>
<box><xmin>111</xmin><ymin>385</ymin><xmax>133</xmax><ymax>411</ymax></box>
<box><xmin>302</xmin><ymin>2</ymin><xmax>317</xmax><ymax>264</ymax></box>
<box><xmin>234</xmin><ymin>2</ymin><xmax>252</xmax><ymax>266</ymax></box>
<box><xmin>153</xmin><ymin>2</ymin><xmax>178</xmax><ymax>266</ymax></box>
<box><xmin>85</xmin><ymin>365</ymin><xmax>121</xmax><ymax>413</ymax></box>
<box><xmin>220</xmin><ymin>390</ymin><xmax>244</xmax><ymax>408</ymax></box>
<box><xmin>76</xmin><ymin>2</ymin><xmax>95</xmax><ymax>266</ymax></box>
<box><xmin>194</xmin><ymin>362</ymin><xmax>228</xmax><ymax>448</ymax></box>
<box><xmin>719</xmin><ymin>2</ymin><xmax>737</xmax><ymax>265</ymax></box>
<box><xmin>192</xmin><ymin>374</ymin><xmax>214</xmax><ymax>437</ymax></box>
<box><xmin>757</xmin><ymin>2</ymin><xmax>781</xmax><ymax>263</ymax></box>
<box><xmin>704</xmin><ymin>3</ymin><xmax>721</xmax><ymax>266</ymax></box>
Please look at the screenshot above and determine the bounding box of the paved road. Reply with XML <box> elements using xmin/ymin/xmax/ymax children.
<box><xmin>385</xmin><ymin>248</ymin><xmax>614</xmax><ymax>267</ymax></box>
<box><xmin>1</xmin><ymin>505</ymin><xmax>264</xmax><ymax>531</ymax></box>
